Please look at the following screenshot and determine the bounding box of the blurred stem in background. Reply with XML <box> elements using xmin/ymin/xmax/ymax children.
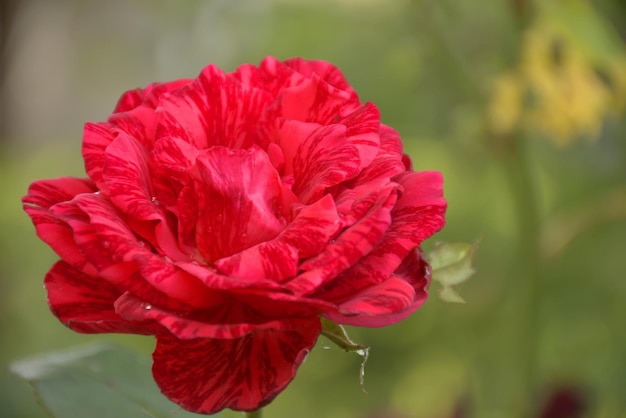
<box><xmin>510</xmin><ymin>4</ymin><xmax>541</xmax><ymax>418</ymax></box>
<box><xmin>503</xmin><ymin>133</ymin><xmax>542</xmax><ymax>418</ymax></box>
<box><xmin>244</xmin><ymin>409</ymin><xmax>262</xmax><ymax>418</ymax></box>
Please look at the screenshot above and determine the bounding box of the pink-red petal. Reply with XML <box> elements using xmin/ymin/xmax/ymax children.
<box><xmin>156</xmin><ymin>65</ymin><xmax>272</xmax><ymax>150</ymax></box>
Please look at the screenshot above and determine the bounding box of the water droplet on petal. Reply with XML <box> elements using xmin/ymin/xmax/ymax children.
<box><xmin>94</xmin><ymin>191</ymin><xmax>101</xmax><ymax>195</ymax></box>
<box><xmin>141</xmin><ymin>303</ymin><xmax>152</xmax><ymax>310</ymax></box>
<box><xmin>138</xmin><ymin>241</ymin><xmax>146</xmax><ymax>247</ymax></box>
<box><xmin>151</xmin><ymin>197</ymin><xmax>160</xmax><ymax>205</ymax></box>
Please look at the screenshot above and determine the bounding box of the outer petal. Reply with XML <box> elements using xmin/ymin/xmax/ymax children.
<box><xmin>23</xmin><ymin>177</ymin><xmax>98</xmax><ymax>275</ymax></box>
<box><xmin>115</xmin><ymin>292</ymin><xmax>317</xmax><ymax>340</ymax></box>
<box><xmin>315</xmin><ymin>171</ymin><xmax>445</xmax><ymax>302</ymax></box>
<box><xmin>152</xmin><ymin>321</ymin><xmax>320</xmax><ymax>414</ymax></box>
<box><xmin>45</xmin><ymin>261</ymin><xmax>158</xmax><ymax>334</ymax></box>
<box><xmin>323</xmin><ymin>250</ymin><xmax>430</xmax><ymax>327</ymax></box>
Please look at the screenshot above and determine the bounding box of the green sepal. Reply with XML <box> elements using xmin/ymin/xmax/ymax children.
<box><xmin>427</xmin><ymin>240</ymin><xmax>480</xmax><ymax>303</ymax></box>
<box><xmin>320</xmin><ymin>317</ymin><xmax>369</xmax><ymax>392</ymax></box>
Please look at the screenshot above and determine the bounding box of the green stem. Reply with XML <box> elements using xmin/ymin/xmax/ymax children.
<box><xmin>504</xmin><ymin>134</ymin><xmax>541</xmax><ymax>418</ymax></box>
<box><xmin>244</xmin><ymin>409</ymin><xmax>263</xmax><ymax>418</ymax></box>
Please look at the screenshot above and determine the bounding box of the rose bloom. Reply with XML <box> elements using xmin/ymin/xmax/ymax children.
<box><xmin>23</xmin><ymin>57</ymin><xmax>446</xmax><ymax>414</ymax></box>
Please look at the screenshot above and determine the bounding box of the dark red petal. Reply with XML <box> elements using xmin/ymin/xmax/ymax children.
<box><xmin>45</xmin><ymin>261</ymin><xmax>157</xmax><ymax>334</ymax></box>
<box><xmin>24</xmin><ymin>204</ymin><xmax>96</xmax><ymax>276</ymax></box>
<box><xmin>116</xmin><ymin>292</ymin><xmax>316</xmax><ymax>340</ymax></box>
<box><xmin>323</xmin><ymin>250</ymin><xmax>430</xmax><ymax>327</ymax></box>
<box><xmin>192</xmin><ymin>146</ymin><xmax>285</xmax><ymax>261</ymax></box>
<box><xmin>157</xmin><ymin>64</ymin><xmax>272</xmax><ymax>150</ymax></box>
<box><xmin>325</xmin><ymin>171</ymin><xmax>446</xmax><ymax>298</ymax></box>
<box><xmin>64</xmin><ymin>194</ymin><xmax>209</xmax><ymax>307</ymax></box>
<box><xmin>152</xmin><ymin>321</ymin><xmax>320</xmax><ymax>414</ymax></box>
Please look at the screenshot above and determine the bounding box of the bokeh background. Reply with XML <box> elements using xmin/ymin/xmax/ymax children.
<box><xmin>1</xmin><ymin>0</ymin><xmax>625</xmax><ymax>417</ymax></box>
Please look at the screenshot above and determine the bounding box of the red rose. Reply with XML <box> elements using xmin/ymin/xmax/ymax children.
<box><xmin>23</xmin><ymin>57</ymin><xmax>446</xmax><ymax>414</ymax></box>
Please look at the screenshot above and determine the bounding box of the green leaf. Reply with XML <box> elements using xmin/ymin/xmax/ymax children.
<box><xmin>10</xmin><ymin>343</ymin><xmax>208</xmax><ymax>418</ymax></box>
<box><xmin>320</xmin><ymin>318</ymin><xmax>369</xmax><ymax>392</ymax></box>
<box><xmin>427</xmin><ymin>240</ymin><xmax>480</xmax><ymax>303</ymax></box>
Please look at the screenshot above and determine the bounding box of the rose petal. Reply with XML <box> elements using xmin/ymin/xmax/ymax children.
<box><xmin>152</xmin><ymin>322</ymin><xmax>320</xmax><ymax>414</ymax></box>
<box><xmin>192</xmin><ymin>146</ymin><xmax>285</xmax><ymax>262</ymax></box>
<box><xmin>286</xmin><ymin>184</ymin><xmax>398</xmax><ymax>295</ymax></box>
<box><xmin>215</xmin><ymin>240</ymin><xmax>299</xmax><ymax>282</ymax></box>
<box><xmin>279</xmin><ymin>193</ymin><xmax>341</xmax><ymax>258</ymax></box>
<box><xmin>45</xmin><ymin>261</ymin><xmax>157</xmax><ymax>334</ymax></box>
<box><xmin>323</xmin><ymin>250</ymin><xmax>430</xmax><ymax>327</ymax></box>
<box><xmin>316</xmin><ymin>171</ymin><xmax>445</xmax><ymax>301</ymax></box>
<box><xmin>157</xmin><ymin>64</ymin><xmax>272</xmax><ymax>150</ymax></box>
<box><xmin>102</xmin><ymin>132</ymin><xmax>158</xmax><ymax>221</ymax></box>
<box><xmin>175</xmin><ymin>261</ymin><xmax>284</xmax><ymax>292</ymax></box>
<box><xmin>82</xmin><ymin>122</ymin><xmax>116</xmax><ymax>188</ymax></box>
<box><xmin>284</xmin><ymin>57</ymin><xmax>358</xmax><ymax>98</ymax></box>
<box><xmin>274</xmin><ymin>73</ymin><xmax>360</xmax><ymax>124</ymax></box>
<box><xmin>149</xmin><ymin>136</ymin><xmax>199</xmax><ymax>209</ymax></box>
<box><xmin>116</xmin><ymin>292</ymin><xmax>316</xmax><ymax>340</ymax></box>
<box><xmin>23</xmin><ymin>178</ymin><xmax>98</xmax><ymax>274</ymax></box>
<box><xmin>23</xmin><ymin>177</ymin><xmax>96</xmax><ymax>208</ymax></box>
<box><xmin>113</xmin><ymin>80</ymin><xmax>191</xmax><ymax>113</ymax></box>
<box><xmin>233</xmin><ymin>57</ymin><xmax>306</xmax><ymax>98</ymax></box>
<box><xmin>279</xmin><ymin>121</ymin><xmax>359</xmax><ymax>203</ymax></box>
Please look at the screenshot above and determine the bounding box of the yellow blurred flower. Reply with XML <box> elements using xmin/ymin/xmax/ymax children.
<box><xmin>487</xmin><ymin>19</ymin><xmax>626</xmax><ymax>147</ymax></box>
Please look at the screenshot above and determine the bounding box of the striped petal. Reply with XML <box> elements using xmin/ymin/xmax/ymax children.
<box><xmin>45</xmin><ymin>261</ymin><xmax>157</xmax><ymax>334</ymax></box>
<box><xmin>323</xmin><ymin>250</ymin><xmax>430</xmax><ymax>327</ymax></box>
<box><xmin>156</xmin><ymin>65</ymin><xmax>272</xmax><ymax>150</ymax></box>
<box><xmin>152</xmin><ymin>321</ymin><xmax>320</xmax><ymax>414</ymax></box>
<box><xmin>192</xmin><ymin>146</ymin><xmax>286</xmax><ymax>262</ymax></box>
<box><xmin>286</xmin><ymin>184</ymin><xmax>398</xmax><ymax>295</ymax></box>
<box><xmin>315</xmin><ymin>171</ymin><xmax>445</xmax><ymax>302</ymax></box>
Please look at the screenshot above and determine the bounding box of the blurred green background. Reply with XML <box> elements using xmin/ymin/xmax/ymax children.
<box><xmin>1</xmin><ymin>0</ymin><xmax>625</xmax><ymax>417</ymax></box>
